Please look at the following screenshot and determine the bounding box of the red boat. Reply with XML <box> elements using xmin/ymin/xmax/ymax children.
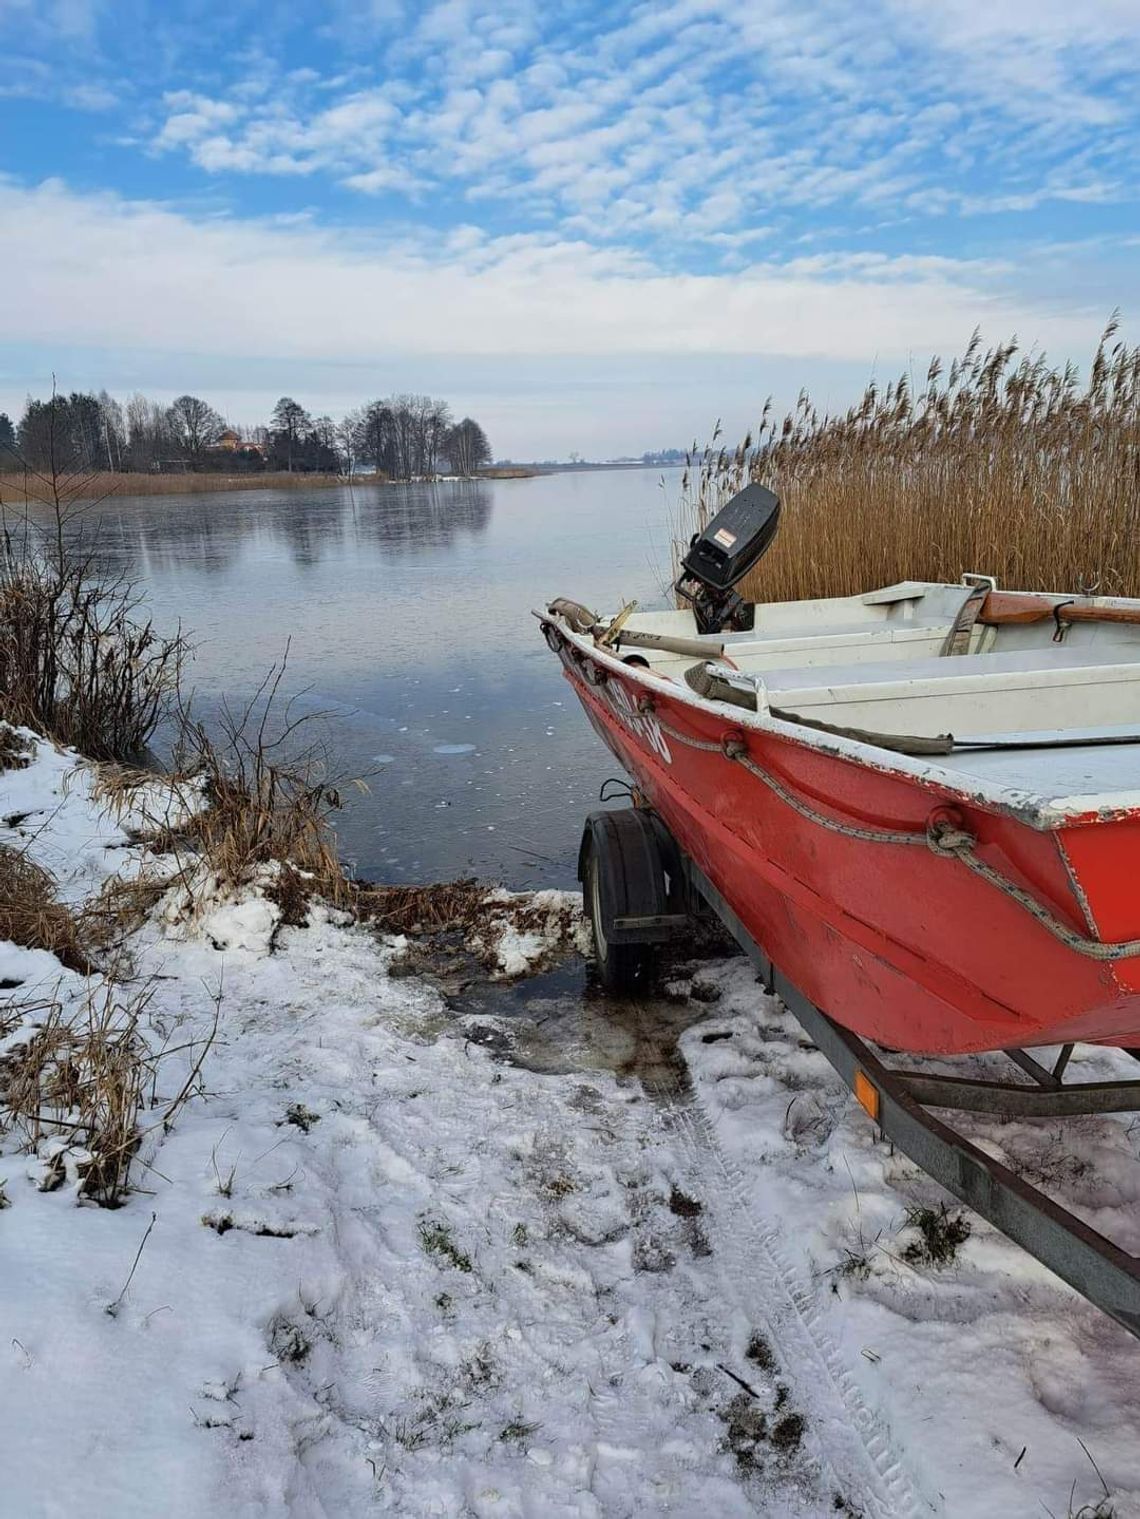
<box><xmin>541</xmin><ymin>487</ymin><xmax>1140</xmax><ymax>1058</ymax></box>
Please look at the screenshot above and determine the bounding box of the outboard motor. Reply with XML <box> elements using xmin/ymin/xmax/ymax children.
<box><xmin>674</xmin><ymin>482</ymin><xmax>780</xmax><ymax>634</ymax></box>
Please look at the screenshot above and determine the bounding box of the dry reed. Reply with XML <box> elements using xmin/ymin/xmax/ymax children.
<box><xmin>172</xmin><ymin>673</ymin><xmax>349</xmax><ymax>909</ymax></box>
<box><xmin>356</xmin><ymin>879</ymin><xmax>490</xmax><ymax>934</ymax></box>
<box><xmin>0</xmin><ymin>470</ymin><xmax>346</xmax><ymax>502</ymax></box>
<box><xmin>91</xmin><ymin>663</ymin><xmax>353</xmax><ymax>941</ymax></box>
<box><xmin>0</xmin><ymin>988</ymin><xmax>147</xmax><ymax>1204</ymax></box>
<box><xmin>0</xmin><ymin>844</ymin><xmax>92</xmax><ymax>971</ymax></box>
<box><xmin>677</xmin><ymin>319</ymin><xmax>1140</xmax><ymax>604</ymax></box>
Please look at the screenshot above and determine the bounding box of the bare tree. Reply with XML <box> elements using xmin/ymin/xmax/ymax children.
<box><xmin>389</xmin><ymin>393</ymin><xmax>418</xmax><ymax>478</ymax></box>
<box><xmin>358</xmin><ymin>400</ymin><xmax>397</xmax><ymax>477</ymax></box>
<box><xmin>444</xmin><ymin>417</ymin><xmax>492</xmax><ymax>476</ymax></box>
<box><xmin>336</xmin><ymin>409</ymin><xmax>364</xmax><ymax>476</ymax></box>
<box><xmin>168</xmin><ymin>395</ymin><xmax>225</xmax><ymax>458</ymax></box>
<box><xmin>96</xmin><ymin>391</ymin><xmax>125</xmax><ymax>471</ymax></box>
<box><xmin>424</xmin><ymin>399</ymin><xmax>453</xmax><ymax>476</ymax></box>
<box><xmin>269</xmin><ymin>397</ymin><xmax>312</xmax><ymax>472</ymax></box>
<box><xmin>125</xmin><ymin>394</ymin><xmax>178</xmax><ymax>471</ymax></box>
<box><xmin>310</xmin><ymin>415</ymin><xmax>338</xmax><ymax>453</ymax></box>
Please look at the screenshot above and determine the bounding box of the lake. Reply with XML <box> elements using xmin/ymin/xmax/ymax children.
<box><xmin>73</xmin><ymin>469</ymin><xmax>686</xmax><ymax>887</ymax></box>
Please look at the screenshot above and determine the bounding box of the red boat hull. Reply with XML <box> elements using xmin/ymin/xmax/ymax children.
<box><xmin>555</xmin><ymin>640</ymin><xmax>1140</xmax><ymax>1056</ymax></box>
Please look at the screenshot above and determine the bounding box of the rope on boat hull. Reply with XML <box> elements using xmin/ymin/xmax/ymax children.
<box><xmin>638</xmin><ymin>697</ymin><xmax>1140</xmax><ymax>962</ymax></box>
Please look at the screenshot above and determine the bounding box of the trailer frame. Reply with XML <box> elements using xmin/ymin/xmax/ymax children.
<box><xmin>582</xmin><ymin>803</ymin><xmax>1140</xmax><ymax>1339</ymax></box>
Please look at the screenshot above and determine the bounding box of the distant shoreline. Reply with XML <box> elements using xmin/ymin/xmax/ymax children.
<box><xmin>0</xmin><ymin>467</ymin><xmax>541</xmax><ymax>503</ymax></box>
<box><xmin>0</xmin><ymin>460</ymin><xmax>681</xmax><ymax>504</ymax></box>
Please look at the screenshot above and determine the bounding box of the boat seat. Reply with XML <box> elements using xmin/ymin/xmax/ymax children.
<box><xmin>753</xmin><ymin>645</ymin><xmax>1140</xmax><ymax>692</ymax></box>
<box><xmin>709</xmin><ymin>621</ymin><xmax>957</xmax><ymax>662</ymax></box>
<box><xmin>752</xmin><ymin>646</ymin><xmax>1140</xmax><ymax>740</ymax></box>
<box><xmin>621</xmin><ymin>620</ymin><xmax>962</xmax><ymax>680</ymax></box>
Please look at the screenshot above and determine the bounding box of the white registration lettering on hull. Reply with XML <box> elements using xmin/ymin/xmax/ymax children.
<box><xmin>597</xmin><ymin>678</ymin><xmax>672</xmax><ymax>764</ymax></box>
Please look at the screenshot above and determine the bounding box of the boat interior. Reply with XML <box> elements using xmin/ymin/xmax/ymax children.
<box><xmin>602</xmin><ymin>581</ymin><xmax>1140</xmax><ymax>803</ymax></box>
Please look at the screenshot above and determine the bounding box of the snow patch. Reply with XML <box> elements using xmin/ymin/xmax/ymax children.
<box><xmin>475</xmin><ymin>888</ymin><xmax>590</xmax><ymax>978</ymax></box>
<box><xmin>681</xmin><ymin>961</ymin><xmax>1140</xmax><ymax>1518</ymax></box>
<box><xmin>2</xmin><ymin>733</ymin><xmax>1137</xmax><ymax>1516</ymax></box>
<box><xmin>155</xmin><ymin>862</ymin><xmax>285</xmax><ymax>954</ymax></box>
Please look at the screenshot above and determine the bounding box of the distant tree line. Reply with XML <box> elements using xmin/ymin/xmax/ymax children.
<box><xmin>0</xmin><ymin>390</ymin><xmax>493</xmax><ymax>481</ymax></box>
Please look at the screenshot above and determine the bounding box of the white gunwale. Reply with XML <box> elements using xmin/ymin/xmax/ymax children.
<box><xmin>551</xmin><ymin>588</ymin><xmax>1140</xmax><ymax>829</ymax></box>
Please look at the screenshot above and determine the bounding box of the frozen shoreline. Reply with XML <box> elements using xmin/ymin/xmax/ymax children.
<box><xmin>0</xmin><ymin>732</ymin><xmax>1137</xmax><ymax>1517</ymax></box>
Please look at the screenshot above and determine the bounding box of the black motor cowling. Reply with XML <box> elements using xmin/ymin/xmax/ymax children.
<box><xmin>675</xmin><ymin>482</ymin><xmax>780</xmax><ymax>634</ymax></box>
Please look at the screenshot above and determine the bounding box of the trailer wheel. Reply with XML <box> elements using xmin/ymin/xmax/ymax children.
<box><xmin>582</xmin><ymin>838</ymin><xmax>653</xmax><ymax>993</ymax></box>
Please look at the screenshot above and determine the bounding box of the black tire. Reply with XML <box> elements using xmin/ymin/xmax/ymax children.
<box><xmin>583</xmin><ymin>840</ymin><xmax>653</xmax><ymax>994</ymax></box>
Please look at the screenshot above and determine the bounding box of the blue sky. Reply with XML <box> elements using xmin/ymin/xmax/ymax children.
<box><xmin>2</xmin><ymin>0</ymin><xmax>1139</xmax><ymax>456</ymax></box>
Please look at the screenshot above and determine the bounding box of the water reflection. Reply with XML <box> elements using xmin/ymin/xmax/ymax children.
<box><xmin>352</xmin><ymin>481</ymin><xmax>493</xmax><ymax>555</ymax></box>
<box><xmin>27</xmin><ymin>469</ymin><xmax>679</xmax><ymax>886</ymax></box>
<box><xmin>74</xmin><ymin>479</ymin><xmax>494</xmax><ymax>579</ymax></box>
<box><xmin>278</xmin><ymin>496</ymin><xmax>348</xmax><ymax>569</ymax></box>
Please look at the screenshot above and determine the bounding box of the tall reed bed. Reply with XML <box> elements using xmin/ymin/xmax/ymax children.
<box><xmin>677</xmin><ymin>320</ymin><xmax>1140</xmax><ymax>603</ymax></box>
<box><xmin>0</xmin><ymin>469</ymin><xmax>345</xmax><ymax>501</ymax></box>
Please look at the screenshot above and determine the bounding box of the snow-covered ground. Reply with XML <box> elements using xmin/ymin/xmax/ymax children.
<box><xmin>0</xmin><ymin>732</ymin><xmax>1137</xmax><ymax>1517</ymax></box>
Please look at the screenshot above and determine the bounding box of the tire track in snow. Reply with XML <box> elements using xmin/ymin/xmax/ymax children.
<box><xmin>649</xmin><ymin>1070</ymin><xmax>924</xmax><ymax>1519</ymax></box>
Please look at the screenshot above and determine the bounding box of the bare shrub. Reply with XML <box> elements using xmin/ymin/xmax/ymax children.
<box><xmin>0</xmin><ymin>449</ymin><xmax>185</xmax><ymax>761</ymax></box>
<box><xmin>0</xmin><ymin>549</ymin><xmax>184</xmax><ymax>762</ymax></box>
<box><xmin>1</xmin><ymin>448</ymin><xmax>359</xmax><ymax>946</ymax></box>
<box><xmin>676</xmin><ymin>319</ymin><xmax>1140</xmax><ymax>603</ymax></box>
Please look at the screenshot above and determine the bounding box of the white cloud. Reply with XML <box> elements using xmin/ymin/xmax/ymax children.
<box><xmin>0</xmin><ymin>0</ymin><xmax>102</xmax><ymax>47</ymax></box>
<box><xmin>62</xmin><ymin>81</ymin><xmax>118</xmax><ymax>111</ymax></box>
<box><xmin>155</xmin><ymin>94</ymin><xmax>242</xmax><ymax>148</ymax></box>
<box><xmin>0</xmin><ymin>178</ymin><xmax>1108</xmax><ymax>373</ymax></box>
<box><xmin>134</xmin><ymin>0</ymin><xmax>1140</xmax><ymax>268</ymax></box>
<box><xmin>4</xmin><ymin>176</ymin><xmax>1134</xmax><ymax>457</ymax></box>
<box><xmin>149</xmin><ymin>83</ymin><xmax>417</xmax><ymax>185</ymax></box>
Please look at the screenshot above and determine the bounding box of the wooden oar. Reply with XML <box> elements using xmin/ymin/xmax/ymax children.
<box><xmin>979</xmin><ymin>591</ymin><xmax>1140</xmax><ymax>628</ymax></box>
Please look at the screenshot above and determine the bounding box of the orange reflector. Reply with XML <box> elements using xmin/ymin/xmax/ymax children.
<box><xmin>854</xmin><ymin>1070</ymin><xmax>880</xmax><ymax>1123</ymax></box>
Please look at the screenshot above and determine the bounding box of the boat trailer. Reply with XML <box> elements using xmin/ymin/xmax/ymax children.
<box><xmin>579</xmin><ymin>803</ymin><xmax>1140</xmax><ymax>1340</ymax></box>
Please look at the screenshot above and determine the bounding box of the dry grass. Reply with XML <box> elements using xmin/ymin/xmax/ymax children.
<box><xmin>899</xmin><ymin>1203</ymin><xmax>971</xmax><ymax>1267</ymax></box>
<box><xmin>677</xmin><ymin>319</ymin><xmax>1140</xmax><ymax>604</ymax></box>
<box><xmin>0</xmin><ymin>988</ymin><xmax>147</xmax><ymax>1204</ymax></box>
<box><xmin>0</xmin><ymin>981</ymin><xmax>216</xmax><ymax>1206</ymax></box>
<box><xmin>91</xmin><ymin>665</ymin><xmax>354</xmax><ymax>940</ymax></box>
<box><xmin>0</xmin><ymin>843</ymin><xmax>92</xmax><ymax>972</ymax></box>
<box><xmin>0</xmin><ymin>471</ymin><xmax>346</xmax><ymax>502</ymax></box>
<box><xmin>174</xmin><ymin>676</ymin><xmax>350</xmax><ymax>911</ymax></box>
<box><xmin>89</xmin><ymin>717</ymin><xmax>514</xmax><ymax>957</ymax></box>
<box><xmin>355</xmin><ymin>879</ymin><xmax>490</xmax><ymax>935</ymax></box>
